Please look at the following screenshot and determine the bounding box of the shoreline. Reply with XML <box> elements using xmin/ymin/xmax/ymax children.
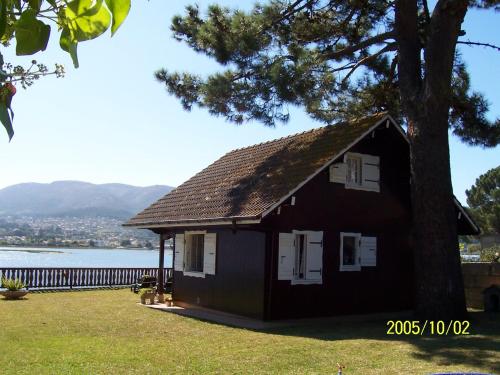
<box><xmin>0</xmin><ymin>245</ymin><xmax>161</xmax><ymax>251</ymax></box>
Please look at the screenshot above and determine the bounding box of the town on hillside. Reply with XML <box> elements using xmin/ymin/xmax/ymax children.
<box><xmin>0</xmin><ymin>216</ymin><xmax>164</xmax><ymax>249</ymax></box>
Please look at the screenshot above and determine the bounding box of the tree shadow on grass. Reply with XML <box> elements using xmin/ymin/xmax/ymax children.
<box><xmin>261</xmin><ymin>311</ymin><xmax>499</xmax><ymax>373</ymax></box>
<box><xmin>150</xmin><ymin>305</ymin><xmax>498</xmax><ymax>372</ymax></box>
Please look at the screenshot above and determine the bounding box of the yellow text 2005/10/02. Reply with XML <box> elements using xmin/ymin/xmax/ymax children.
<box><xmin>386</xmin><ymin>320</ymin><xmax>470</xmax><ymax>335</ymax></box>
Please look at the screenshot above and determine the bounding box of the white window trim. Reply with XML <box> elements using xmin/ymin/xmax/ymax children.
<box><xmin>344</xmin><ymin>152</ymin><xmax>363</xmax><ymax>190</ymax></box>
<box><xmin>183</xmin><ymin>230</ymin><xmax>207</xmax><ymax>277</ymax></box>
<box><xmin>291</xmin><ymin>230</ymin><xmax>323</xmax><ymax>284</ymax></box>
<box><xmin>291</xmin><ymin>279</ymin><xmax>323</xmax><ymax>285</ymax></box>
<box><xmin>292</xmin><ymin>230</ymin><xmax>308</xmax><ymax>282</ymax></box>
<box><xmin>340</xmin><ymin>232</ymin><xmax>361</xmax><ymax>272</ymax></box>
<box><xmin>343</xmin><ymin>152</ymin><xmax>380</xmax><ymax>192</ymax></box>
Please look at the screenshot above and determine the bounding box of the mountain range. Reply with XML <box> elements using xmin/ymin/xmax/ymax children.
<box><xmin>0</xmin><ymin>181</ymin><xmax>173</xmax><ymax>219</ymax></box>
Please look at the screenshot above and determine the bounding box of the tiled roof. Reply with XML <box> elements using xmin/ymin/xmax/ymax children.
<box><xmin>124</xmin><ymin>113</ymin><xmax>389</xmax><ymax>227</ymax></box>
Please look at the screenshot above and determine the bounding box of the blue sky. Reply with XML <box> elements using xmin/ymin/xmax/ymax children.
<box><xmin>0</xmin><ymin>1</ymin><xmax>498</xmax><ymax>205</ymax></box>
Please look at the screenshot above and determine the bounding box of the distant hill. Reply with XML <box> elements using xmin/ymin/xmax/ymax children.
<box><xmin>0</xmin><ymin>181</ymin><xmax>173</xmax><ymax>219</ymax></box>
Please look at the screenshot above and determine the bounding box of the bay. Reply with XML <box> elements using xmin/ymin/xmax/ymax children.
<box><xmin>0</xmin><ymin>247</ymin><xmax>173</xmax><ymax>268</ymax></box>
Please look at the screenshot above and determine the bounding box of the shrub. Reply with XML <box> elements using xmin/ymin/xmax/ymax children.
<box><xmin>467</xmin><ymin>243</ymin><xmax>481</xmax><ymax>253</ymax></box>
<box><xmin>1</xmin><ymin>278</ymin><xmax>26</xmax><ymax>291</ymax></box>
<box><xmin>480</xmin><ymin>245</ymin><xmax>500</xmax><ymax>263</ymax></box>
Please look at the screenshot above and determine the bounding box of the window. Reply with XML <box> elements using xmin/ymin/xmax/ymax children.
<box><xmin>340</xmin><ymin>233</ymin><xmax>378</xmax><ymax>270</ymax></box>
<box><xmin>174</xmin><ymin>232</ymin><xmax>217</xmax><ymax>277</ymax></box>
<box><xmin>340</xmin><ymin>232</ymin><xmax>361</xmax><ymax>271</ymax></box>
<box><xmin>278</xmin><ymin>231</ymin><xmax>323</xmax><ymax>284</ymax></box>
<box><xmin>185</xmin><ymin>233</ymin><xmax>204</xmax><ymax>273</ymax></box>
<box><xmin>294</xmin><ymin>234</ymin><xmax>307</xmax><ymax>280</ymax></box>
<box><xmin>329</xmin><ymin>153</ymin><xmax>380</xmax><ymax>192</ymax></box>
<box><xmin>346</xmin><ymin>154</ymin><xmax>362</xmax><ymax>187</ymax></box>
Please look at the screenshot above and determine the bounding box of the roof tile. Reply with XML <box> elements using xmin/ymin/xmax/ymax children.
<box><xmin>124</xmin><ymin>113</ymin><xmax>388</xmax><ymax>227</ymax></box>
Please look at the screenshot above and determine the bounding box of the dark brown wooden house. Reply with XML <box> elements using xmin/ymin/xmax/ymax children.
<box><xmin>124</xmin><ymin>113</ymin><xmax>478</xmax><ymax>320</ymax></box>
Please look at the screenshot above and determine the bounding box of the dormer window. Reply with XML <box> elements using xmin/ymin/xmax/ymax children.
<box><xmin>329</xmin><ymin>152</ymin><xmax>380</xmax><ymax>192</ymax></box>
<box><xmin>346</xmin><ymin>154</ymin><xmax>363</xmax><ymax>187</ymax></box>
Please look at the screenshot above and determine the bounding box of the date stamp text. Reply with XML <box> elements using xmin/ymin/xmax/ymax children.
<box><xmin>386</xmin><ymin>320</ymin><xmax>470</xmax><ymax>335</ymax></box>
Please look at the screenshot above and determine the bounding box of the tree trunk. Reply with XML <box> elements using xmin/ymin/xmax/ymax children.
<box><xmin>408</xmin><ymin>113</ymin><xmax>467</xmax><ymax>320</ymax></box>
<box><xmin>396</xmin><ymin>0</ymin><xmax>469</xmax><ymax>320</ymax></box>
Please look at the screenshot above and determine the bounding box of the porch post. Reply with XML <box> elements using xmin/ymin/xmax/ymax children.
<box><xmin>157</xmin><ymin>232</ymin><xmax>165</xmax><ymax>303</ymax></box>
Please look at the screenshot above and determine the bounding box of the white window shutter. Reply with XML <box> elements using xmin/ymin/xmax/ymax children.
<box><xmin>329</xmin><ymin>163</ymin><xmax>347</xmax><ymax>184</ymax></box>
<box><xmin>174</xmin><ymin>233</ymin><xmax>185</xmax><ymax>271</ymax></box>
<box><xmin>278</xmin><ymin>233</ymin><xmax>294</xmax><ymax>280</ymax></box>
<box><xmin>306</xmin><ymin>231</ymin><xmax>323</xmax><ymax>282</ymax></box>
<box><xmin>360</xmin><ymin>236</ymin><xmax>377</xmax><ymax>266</ymax></box>
<box><xmin>203</xmin><ymin>233</ymin><xmax>217</xmax><ymax>275</ymax></box>
<box><xmin>362</xmin><ymin>155</ymin><xmax>380</xmax><ymax>192</ymax></box>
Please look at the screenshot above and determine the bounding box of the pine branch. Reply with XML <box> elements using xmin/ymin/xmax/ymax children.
<box><xmin>457</xmin><ymin>40</ymin><xmax>500</xmax><ymax>52</ymax></box>
<box><xmin>341</xmin><ymin>43</ymin><xmax>397</xmax><ymax>83</ymax></box>
<box><xmin>255</xmin><ymin>0</ymin><xmax>318</xmax><ymax>40</ymax></box>
<box><xmin>320</xmin><ymin>31</ymin><xmax>395</xmax><ymax>61</ymax></box>
<box><xmin>331</xmin><ymin>5</ymin><xmax>359</xmax><ymax>46</ymax></box>
<box><xmin>277</xmin><ymin>0</ymin><xmax>317</xmax><ymax>24</ymax></box>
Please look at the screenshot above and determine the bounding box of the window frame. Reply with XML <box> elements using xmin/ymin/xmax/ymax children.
<box><xmin>345</xmin><ymin>153</ymin><xmax>363</xmax><ymax>188</ymax></box>
<box><xmin>290</xmin><ymin>230</ymin><xmax>323</xmax><ymax>285</ymax></box>
<box><xmin>293</xmin><ymin>232</ymin><xmax>308</xmax><ymax>281</ymax></box>
<box><xmin>183</xmin><ymin>230</ymin><xmax>206</xmax><ymax>278</ymax></box>
<box><xmin>343</xmin><ymin>152</ymin><xmax>380</xmax><ymax>192</ymax></box>
<box><xmin>340</xmin><ymin>232</ymin><xmax>361</xmax><ymax>272</ymax></box>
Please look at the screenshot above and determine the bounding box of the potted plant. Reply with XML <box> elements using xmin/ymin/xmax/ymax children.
<box><xmin>1</xmin><ymin>278</ymin><xmax>28</xmax><ymax>300</ymax></box>
<box><xmin>139</xmin><ymin>287</ymin><xmax>156</xmax><ymax>305</ymax></box>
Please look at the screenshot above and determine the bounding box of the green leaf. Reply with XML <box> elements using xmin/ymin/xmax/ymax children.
<box><xmin>0</xmin><ymin>102</ymin><xmax>13</xmax><ymax>141</ymax></box>
<box><xmin>60</xmin><ymin>27</ymin><xmax>79</xmax><ymax>68</ymax></box>
<box><xmin>105</xmin><ymin>0</ymin><xmax>130</xmax><ymax>35</ymax></box>
<box><xmin>65</xmin><ymin>0</ymin><xmax>111</xmax><ymax>42</ymax></box>
<box><xmin>14</xmin><ymin>10</ymin><xmax>51</xmax><ymax>55</ymax></box>
<box><xmin>0</xmin><ymin>0</ymin><xmax>6</xmax><ymax>39</ymax></box>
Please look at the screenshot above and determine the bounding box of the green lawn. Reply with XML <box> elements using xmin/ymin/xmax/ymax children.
<box><xmin>1</xmin><ymin>290</ymin><xmax>498</xmax><ymax>374</ymax></box>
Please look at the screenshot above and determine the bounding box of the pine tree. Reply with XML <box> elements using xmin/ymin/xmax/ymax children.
<box><xmin>156</xmin><ymin>0</ymin><xmax>500</xmax><ymax>320</ymax></box>
<box><xmin>466</xmin><ymin>166</ymin><xmax>500</xmax><ymax>235</ymax></box>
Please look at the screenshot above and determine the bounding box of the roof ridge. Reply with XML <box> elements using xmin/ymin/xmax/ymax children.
<box><xmin>228</xmin><ymin>126</ymin><xmax>323</xmax><ymax>154</ymax></box>
<box><xmin>225</xmin><ymin>112</ymin><xmax>388</xmax><ymax>154</ymax></box>
<box><xmin>124</xmin><ymin>112</ymin><xmax>391</xmax><ymax>228</ymax></box>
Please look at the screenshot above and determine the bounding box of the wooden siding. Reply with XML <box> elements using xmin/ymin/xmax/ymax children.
<box><xmin>262</xmin><ymin>124</ymin><xmax>415</xmax><ymax>319</ymax></box>
<box><xmin>171</xmin><ymin>229</ymin><xmax>266</xmax><ymax>319</ymax></box>
<box><xmin>157</xmin><ymin>124</ymin><xmax>473</xmax><ymax>320</ymax></box>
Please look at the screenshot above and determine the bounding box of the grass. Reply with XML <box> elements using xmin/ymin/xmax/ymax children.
<box><xmin>0</xmin><ymin>290</ymin><xmax>498</xmax><ymax>374</ymax></box>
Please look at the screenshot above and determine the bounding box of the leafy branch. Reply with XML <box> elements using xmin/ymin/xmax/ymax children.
<box><xmin>3</xmin><ymin>59</ymin><xmax>65</xmax><ymax>88</ymax></box>
<box><xmin>0</xmin><ymin>0</ymin><xmax>132</xmax><ymax>141</ymax></box>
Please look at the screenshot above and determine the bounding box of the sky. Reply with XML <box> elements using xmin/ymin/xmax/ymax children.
<box><xmin>0</xmin><ymin>1</ymin><xmax>498</xmax><ymax>205</ymax></box>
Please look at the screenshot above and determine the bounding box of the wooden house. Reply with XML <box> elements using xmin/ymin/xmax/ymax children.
<box><xmin>124</xmin><ymin>113</ymin><xmax>478</xmax><ymax>320</ymax></box>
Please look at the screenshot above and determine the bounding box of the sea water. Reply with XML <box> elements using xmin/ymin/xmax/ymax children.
<box><xmin>0</xmin><ymin>247</ymin><xmax>173</xmax><ymax>268</ymax></box>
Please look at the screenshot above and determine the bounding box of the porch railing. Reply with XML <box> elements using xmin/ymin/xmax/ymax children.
<box><xmin>0</xmin><ymin>267</ymin><xmax>173</xmax><ymax>290</ymax></box>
